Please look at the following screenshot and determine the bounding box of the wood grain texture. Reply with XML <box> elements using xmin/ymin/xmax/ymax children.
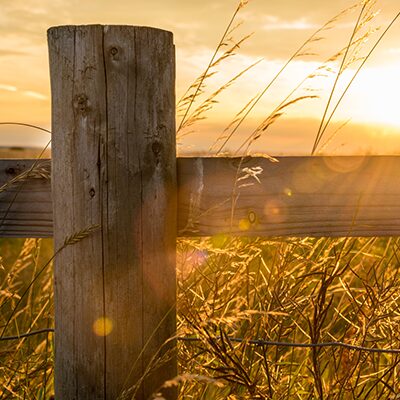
<box><xmin>102</xmin><ymin>25</ymin><xmax>176</xmax><ymax>400</ymax></box>
<box><xmin>0</xmin><ymin>159</ymin><xmax>51</xmax><ymax>237</ymax></box>
<box><xmin>2</xmin><ymin>156</ymin><xmax>400</xmax><ymax>239</ymax></box>
<box><xmin>0</xmin><ymin>156</ymin><xmax>400</xmax><ymax>237</ymax></box>
<box><xmin>177</xmin><ymin>156</ymin><xmax>400</xmax><ymax>237</ymax></box>
<box><xmin>48</xmin><ymin>25</ymin><xmax>176</xmax><ymax>399</ymax></box>
<box><xmin>48</xmin><ymin>25</ymin><xmax>106</xmax><ymax>399</ymax></box>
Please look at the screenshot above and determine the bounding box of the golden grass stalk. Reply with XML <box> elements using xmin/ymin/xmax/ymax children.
<box><xmin>178</xmin><ymin>58</ymin><xmax>262</xmax><ymax>136</ymax></box>
<box><xmin>235</xmin><ymin>95</ymin><xmax>319</xmax><ymax>155</ymax></box>
<box><xmin>312</xmin><ymin>1</ymin><xmax>372</xmax><ymax>155</ymax></box>
<box><xmin>312</xmin><ymin>14</ymin><xmax>400</xmax><ymax>153</ymax></box>
<box><xmin>62</xmin><ymin>224</ymin><xmax>101</xmax><ymax>247</ymax></box>
<box><xmin>209</xmin><ymin>92</ymin><xmax>261</xmax><ymax>154</ymax></box>
<box><xmin>0</xmin><ymin>160</ymin><xmax>51</xmax><ymax>194</ymax></box>
<box><xmin>177</xmin><ymin>0</ymin><xmax>251</xmax><ymax>135</ymax></box>
<box><xmin>218</xmin><ymin>48</ymin><xmax>343</xmax><ymax>155</ymax></box>
<box><xmin>311</xmin><ymin>0</ymin><xmax>400</xmax><ymax>154</ymax></box>
<box><xmin>213</xmin><ymin>3</ymin><xmax>361</xmax><ymax>155</ymax></box>
<box><xmin>1</xmin><ymin>225</ymin><xmax>100</xmax><ymax>340</ymax></box>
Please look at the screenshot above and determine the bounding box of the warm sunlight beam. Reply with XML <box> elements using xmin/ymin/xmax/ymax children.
<box><xmin>344</xmin><ymin>64</ymin><xmax>400</xmax><ymax>128</ymax></box>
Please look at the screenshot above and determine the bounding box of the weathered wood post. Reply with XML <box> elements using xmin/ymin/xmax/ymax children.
<box><xmin>48</xmin><ymin>25</ymin><xmax>176</xmax><ymax>399</ymax></box>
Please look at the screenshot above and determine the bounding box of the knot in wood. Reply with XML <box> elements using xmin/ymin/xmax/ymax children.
<box><xmin>89</xmin><ymin>188</ymin><xmax>96</xmax><ymax>198</ymax></box>
<box><xmin>152</xmin><ymin>141</ymin><xmax>162</xmax><ymax>156</ymax></box>
<box><xmin>248</xmin><ymin>210</ymin><xmax>257</xmax><ymax>224</ymax></box>
<box><xmin>109</xmin><ymin>47</ymin><xmax>119</xmax><ymax>60</ymax></box>
<box><xmin>5</xmin><ymin>167</ymin><xmax>15</xmax><ymax>175</ymax></box>
<box><xmin>156</xmin><ymin>124</ymin><xmax>167</xmax><ymax>137</ymax></box>
<box><xmin>73</xmin><ymin>94</ymin><xmax>90</xmax><ymax>115</ymax></box>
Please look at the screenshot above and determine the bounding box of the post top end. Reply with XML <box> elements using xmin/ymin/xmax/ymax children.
<box><xmin>47</xmin><ymin>25</ymin><xmax>173</xmax><ymax>39</ymax></box>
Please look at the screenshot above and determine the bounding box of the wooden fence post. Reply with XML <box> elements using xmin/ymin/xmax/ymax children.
<box><xmin>48</xmin><ymin>25</ymin><xmax>176</xmax><ymax>399</ymax></box>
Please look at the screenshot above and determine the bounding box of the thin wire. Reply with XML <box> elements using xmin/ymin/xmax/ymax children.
<box><xmin>3</xmin><ymin>328</ymin><xmax>400</xmax><ymax>355</ymax></box>
<box><xmin>178</xmin><ymin>336</ymin><xmax>400</xmax><ymax>355</ymax></box>
<box><xmin>0</xmin><ymin>328</ymin><xmax>54</xmax><ymax>341</ymax></box>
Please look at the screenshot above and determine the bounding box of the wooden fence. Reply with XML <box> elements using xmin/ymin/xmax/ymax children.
<box><xmin>1</xmin><ymin>24</ymin><xmax>400</xmax><ymax>399</ymax></box>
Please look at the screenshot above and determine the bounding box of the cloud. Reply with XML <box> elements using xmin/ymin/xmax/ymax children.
<box><xmin>23</xmin><ymin>91</ymin><xmax>48</xmax><ymax>100</ymax></box>
<box><xmin>0</xmin><ymin>49</ymin><xmax>27</xmax><ymax>57</ymax></box>
<box><xmin>262</xmin><ymin>16</ymin><xmax>319</xmax><ymax>31</ymax></box>
<box><xmin>168</xmin><ymin>21</ymin><xmax>202</xmax><ymax>30</ymax></box>
<box><xmin>0</xmin><ymin>84</ymin><xmax>48</xmax><ymax>100</ymax></box>
<box><xmin>387</xmin><ymin>48</ymin><xmax>400</xmax><ymax>55</ymax></box>
<box><xmin>0</xmin><ymin>0</ymin><xmax>73</xmax><ymax>46</ymax></box>
<box><xmin>0</xmin><ymin>84</ymin><xmax>17</xmax><ymax>92</ymax></box>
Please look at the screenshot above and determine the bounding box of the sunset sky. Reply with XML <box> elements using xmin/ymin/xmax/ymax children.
<box><xmin>0</xmin><ymin>0</ymin><xmax>400</xmax><ymax>155</ymax></box>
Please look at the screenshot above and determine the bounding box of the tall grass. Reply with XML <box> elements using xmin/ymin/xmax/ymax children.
<box><xmin>1</xmin><ymin>0</ymin><xmax>400</xmax><ymax>399</ymax></box>
<box><xmin>0</xmin><ymin>238</ymin><xmax>54</xmax><ymax>398</ymax></box>
<box><xmin>176</xmin><ymin>236</ymin><xmax>400</xmax><ymax>399</ymax></box>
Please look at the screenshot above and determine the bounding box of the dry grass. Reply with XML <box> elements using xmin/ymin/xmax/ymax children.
<box><xmin>0</xmin><ymin>238</ymin><xmax>54</xmax><ymax>399</ymax></box>
<box><xmin>0</xmin><ymin>226</ymin><xmax>100</xmax><ymax>398</ymax></box>
<box><xmin>176</xmin><ymin>236</ymin><xmax>400</xmax><ymax>399</ymax></box>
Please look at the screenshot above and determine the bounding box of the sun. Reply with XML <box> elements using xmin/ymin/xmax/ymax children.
<box><xmin>343</xmin><ymin>63</ymin><xmax>400</xmax><ymax>128</ymax></box>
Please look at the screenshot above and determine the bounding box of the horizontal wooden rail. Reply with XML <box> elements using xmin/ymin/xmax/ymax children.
<box><xmin>1</xmin><ymin>155</ymin><xmax>400</xmax><ymax>238</ymax></box>
<box><xmin>0</xmin><ymin>159</ymin><xmax>52</xmax><ymax>237</ymax></box>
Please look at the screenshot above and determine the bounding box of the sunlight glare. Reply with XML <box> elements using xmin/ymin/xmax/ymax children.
<box><xmin>93</xmin><ymin>317</ymin><xmax>113</xmax><ymax>337</ymax></box>
<box><xmin>343</xmin><ymin>64</ymin><xmax>400</xmax><ymax>128</ymax></box>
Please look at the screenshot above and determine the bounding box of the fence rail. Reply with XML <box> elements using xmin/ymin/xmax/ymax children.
<box><xmin>2</xmin><ymin>155</ymin><xmax>400</xmax><ymax>238</ymax></box>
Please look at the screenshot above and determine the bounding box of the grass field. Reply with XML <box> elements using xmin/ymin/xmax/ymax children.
<box><xmin>0</xmin><ymin>238</ymin><xmax>54</xmax><ymax>398</ymax></box>
<box><xmin>176</xmin><ymin>236</ymin><xmax>400</xmax><ymax>399</ymax></box>
<box><xmin>2</xmin><ymin>237</ymin><xmax>400</xmax><ymax>398</ymax></box>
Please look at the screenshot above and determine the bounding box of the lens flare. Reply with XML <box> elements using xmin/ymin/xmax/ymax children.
<box><xmin>284</xmin><ymin>187</ymin><xmax>292</xmax><ymax>197</ymax></box>
<box><xmin>264</xmin><ymin>200</ymin><xmax>286</xmax><ymax>223</ymax></box>
<box><xmin>239</xmin><ymin>218</ymin><xmax>251</xmax><ymax>231</ymax></box>
<box><xmin>189</xmin><ymin>249</ymin><xmax>208</xmax><ymax>265</ymax></box>
<box><xmin>93</xmin><ymin>317</ymin><xmax>113</xmax><ymax>337</ymax></box>
<box><xmin>292</xmin><ymin>161</ymin><xmax>327</xmax><ymax>193</ymax></box>
<box><xmin>323</xmin><ymin>156</ymin><xmax>365</xmax><ymax>174</ymax></box>
<box><xmin>211</xmin><ymin>233</ymin><xmax>228</xmax><ymax>248</ymax></box>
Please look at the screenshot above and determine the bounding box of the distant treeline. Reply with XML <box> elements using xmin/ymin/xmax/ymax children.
<box><xmin>0</xmin><ymin>146</ymin><xmax>51</xmax><ymax>159</ymax></box>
